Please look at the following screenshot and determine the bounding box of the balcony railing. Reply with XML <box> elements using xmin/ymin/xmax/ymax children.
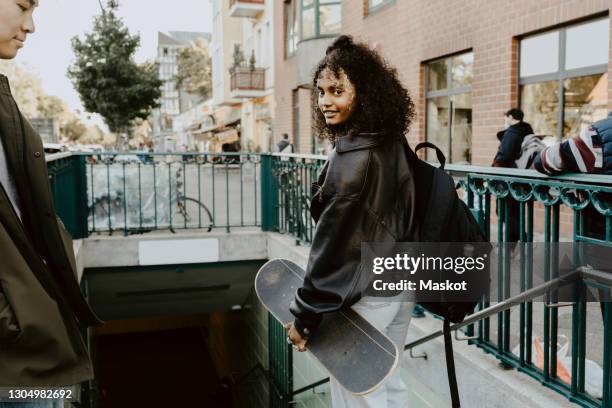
<box><xmin>230</xmin><ymin>67</ymin><xmax>266</xmax><ymax>98</ymax></box>
<box><xmin>229</xmin><ymin>0</ymin><xmax>265</xmax><ymax>18</ymax></box>
<box><xmin>47</xmin><ymin>152</ymin><xmax>612</xmax><ymax>407</ymax></box>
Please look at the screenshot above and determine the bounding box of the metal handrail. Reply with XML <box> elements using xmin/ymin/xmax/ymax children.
<box><xmin>445</xmin><ymin>163</ymin><xmax>612</xmax><ymax>185</ymax></box>
<box><xmin>46</xmin><ymin>151</ymin><xmax>73</xmax><ymax>162</ymax></box>
<box><xmin>404</xmin><ymin>266</ymin><xmax>611</xmax><ymax>351</ymax></box>
<box><xmin>271</xmin><ymin>152</ymin><xmax>328</xmax><ymax>161</ymax></box>
<box><xmin>285</xmin><ymin>267</ymin><xmax>609</xmax><ymax>400</ymax></box>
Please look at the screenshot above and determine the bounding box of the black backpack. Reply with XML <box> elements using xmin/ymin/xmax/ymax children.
<box><xmin>406</xmin><ymin>141</ymin><xmax>491</xmax><ymax>408</ymax></box>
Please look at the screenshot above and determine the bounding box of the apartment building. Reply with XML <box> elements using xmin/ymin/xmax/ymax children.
<box><xmin>211</xmin><ymin>0</ymin><xmax>275</xmax><ymax>152</ymax></box>
<box><xmin>151</xmin><ymin>31</ymin><xmax>211</xmax><ymax>150</ymax></box>
<box><xmin>274</xmin><ymin>0</ymin><xmax>611</xmax><ymax>162</ymax></box>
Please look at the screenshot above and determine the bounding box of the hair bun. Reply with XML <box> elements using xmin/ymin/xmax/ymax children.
<box><xmin>326</xmin><ymin>35</ymin><xmax>354</xmax><ymax>55</ymax></box>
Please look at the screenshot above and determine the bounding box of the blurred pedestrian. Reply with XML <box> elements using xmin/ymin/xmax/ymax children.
<box><xmin>276</xmin><ymin>133</ymin><xmax>292</xmax><ymax>153</ymax></box>
<box><xmin>492</xmin><ymin>108</ymin><xmax>535</xmax><ymax>244</ymax></box>
<box><xmin>0</xmin><ymin>0</ymin><xmax>103</xmax><ymax>404</ymax></box>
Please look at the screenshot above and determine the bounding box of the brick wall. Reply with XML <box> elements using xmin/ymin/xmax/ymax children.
<box><xmin>273</xmin><ymin>0</ymin><xmax>297</xmax><ymax>148</ymax></box>
<box><xmin>275</xmin><ymin>0</ymin><xmax>612</xmax><ymax>157</ymax></box>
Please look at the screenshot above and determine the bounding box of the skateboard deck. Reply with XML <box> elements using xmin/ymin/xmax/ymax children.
<box><xmin>255</xmin><ymin>258</ymin><xmax>398</xmax><ymax>395</ymax></box>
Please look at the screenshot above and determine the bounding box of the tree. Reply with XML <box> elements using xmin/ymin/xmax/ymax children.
<box><xmin>0</xmin><ymin>60</ymin><xmax>43</xmax><ymax>117</ymax></box>
<box><xmin>249</xmin><ymin>50</ymin><xmax>256</xmax><ymax>71</ymax></box>
<box><xmin>175</xmin><ymin>38</ymin><xmax>212</xmax><ymax>100</ymax></box>
<box><xmin>230</xmin><ymin>44</ymin><xmax>246</xmax><ymax>71</ymax></box>
<box><xmin>67</xmin><ymin>0</ymin><xmax>162</xmax><ymax>138</ymax></box>
<box><xmin>62</xmin><ymin>117</ymin><xmax>88</xmax><ymax>142</ymax></box>
<box><xmin>36</xmin><ymin>95</ymin><xmax>67</xmax><ymax>119</ymax></box>
<box><xmin>0</xmin><ymin>60</ymin><xmax>91</xmax><ymax>142</ymax></box>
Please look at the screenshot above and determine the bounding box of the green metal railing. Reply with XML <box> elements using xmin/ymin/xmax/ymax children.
<box><xmin>446</xmin><ymin>164</ymin><xmax>612</xmax><ymax>408</ymax></box>
<box><xmin>47</xmin><ymin>153</ymin><xmax>89</xmax><ymax>239</ymax></box>
<box><xmin>262</xmin><ymin>156</ymin><xmax>612</xmax><ymax>408</ymax></box>
<box><xmin>268</xmin><ymin>316</ymin><xmax>292</xmax><ymax>408</ymax></box>
<box><xmin>46</xmin><ymin>152</ymin><xmax>611</xmax><ymax>407</ymax></box>
<box><xmin>82</xmin><ymin>152</ymin><xmax>261</xmax><ymax>235</ymax></box>
<box><xmin>267</xmin><ymin>153</ymin><xmax>326</xmax><ymax>244</ymax></box>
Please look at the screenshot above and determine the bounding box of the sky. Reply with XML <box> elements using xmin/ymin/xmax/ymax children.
<box><xmin>12</xmin><ymin>0</ymin><xmax>213</xmax><ymax>126</ymax></box>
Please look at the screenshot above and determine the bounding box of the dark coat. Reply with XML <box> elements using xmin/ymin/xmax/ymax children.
<box><xmin>289</xmin><ymin>132</ymin><xmax>419</xmax><ymax>336</ymax></box>
<box><xmin>0</xmin><ymin>74</ymin><xmax>102</xmax><ymax>386</ymax></box>
<box><xmin>493</xmin><ymin>121</ymin><xmax>534</xmax><ymax>167</ymax></box>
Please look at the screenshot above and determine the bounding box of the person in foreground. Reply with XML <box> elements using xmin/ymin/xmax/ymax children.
<box><xmin>0</xmin><ymin>1</ymin><xmax>103</xmax><ymax>406</ymax></box>
<box><xmin>285</xmin><ymin>35</ymin><xmax>417</xmax><ymax>407</ymax></box>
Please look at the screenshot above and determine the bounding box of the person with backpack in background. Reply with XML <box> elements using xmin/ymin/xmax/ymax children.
<box><xmin>534</xmin><ymin>114</ymin><xmax>612</xmax><ymax>241</ymax></box>
<box><xmin>534</xmin><ymin>115</ymin><xmax>612</xmax><ymax>317</ymax></box>
<box><xmin>534</xmin><ymin>115</ymin><xmax>612</xmax><ymax>177</ymax></box>
<box><xmin>492</xmin><ymin>108</ymin><xmax>537</xmax><ymax>244</ymax></box>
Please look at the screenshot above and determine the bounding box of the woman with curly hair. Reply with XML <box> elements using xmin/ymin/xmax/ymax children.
<box><xmin>286</xmin><ymin>35</ymin><xmax>419</xmax><ymax>407</ymax></box>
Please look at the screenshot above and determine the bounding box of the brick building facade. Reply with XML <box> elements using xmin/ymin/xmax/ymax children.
<box><xmin>274</xmin><ymin>0</ymin><xmax>612</xmax><ymax>164</ymax></box>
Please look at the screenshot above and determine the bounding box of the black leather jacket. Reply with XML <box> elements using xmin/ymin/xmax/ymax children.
<box><xmin>289</xmin><ymin>132</ymin><xmax>419</xmax><ymax>336</ymax></box>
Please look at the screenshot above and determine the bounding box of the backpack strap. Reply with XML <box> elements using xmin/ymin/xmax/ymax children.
<box><xmin>415</xmin><ymin>142</ymin><xmax>446</xmax><ymax>169</ymax></box>
<box><xmin>421</xmin><ymin>168</ymin><xmax>456</xmax><ymax>241</ymax></box>
<box><xmin>443</xmin><ymin>319</ymin><xmax>461</xmax><ymax>407</ymax></box>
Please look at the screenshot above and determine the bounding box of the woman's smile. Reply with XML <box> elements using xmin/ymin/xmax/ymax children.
<box><xmin>317</xmin><ymin>68</ymin><xmax>356</xmax><ymax>126</ymax></box>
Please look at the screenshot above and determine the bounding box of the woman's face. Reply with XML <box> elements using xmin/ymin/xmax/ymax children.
<box><xmin>316</xmin><ymin>68</ymin><xmax>356</xmax><ymax>126</ymax></box>
<box><xmin>0</xmin><ymin>0</ymin><xmax>37</xmax><ymax>60</ymax></box>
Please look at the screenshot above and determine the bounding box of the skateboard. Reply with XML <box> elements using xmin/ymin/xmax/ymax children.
<box><xmin>255</xmin><ymin>258</ymin><xmax>399</xmax><ymax>395</ymax></box>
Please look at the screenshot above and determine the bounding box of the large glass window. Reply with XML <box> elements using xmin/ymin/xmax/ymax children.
<box><xmin>285</xmin><ymin>0</ymin><xmax>299</xmax><ymax>56</ymax></box>
<box><xmin>520</xmin><ymin>18</ymin><xmax>609</xmax><ymax>139</ymax></box>
<box><xmin>425</xmin><ymin>52</ymin><xmax>474</xmax><ymax>164</ymax></box>
<box><xmin>300</xmin><ymin>0</ymin><xmax>341</xmax><ymax>40</ymax></box>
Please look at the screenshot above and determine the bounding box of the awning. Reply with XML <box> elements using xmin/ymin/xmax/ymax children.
<box><xmin>216</xmin><ymin>129</ymin><xmax>239</xmax><ymax>144</ymax></box>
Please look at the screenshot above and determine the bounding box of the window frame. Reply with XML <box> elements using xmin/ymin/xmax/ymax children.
<box><xmin>366</xmin><ymin>0</ymin><xmax>395</xmax><ymax>16</ymax></box>
<box><xmin>292</xmin><ymin>89</ymin><xmax>300</xmax><ymax>152</ymax></box>
<box><xmin>300</xmin><ymin>0</ymin><xmax>341</xmax><ymax>41</ymax></box>
<box><xmin>518</xmin><ymin>17</ymin><xmax>609</xmax><ymax>140</ymax></box>
<box><xmin>424</xmin><ymin>51</ymin><xmax>474</xmax><ymax>164</ymax></box>
<box><xmin>284</xmin><ymin>0</ymin><xmax>299</xmax><ymax>58</ymax></box>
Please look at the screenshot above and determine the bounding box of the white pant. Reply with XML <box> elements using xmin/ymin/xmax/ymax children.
<box><xmin>330</xmin><ymin>292</ymin><xmax>414</xmax><ymax>408</ymax></box>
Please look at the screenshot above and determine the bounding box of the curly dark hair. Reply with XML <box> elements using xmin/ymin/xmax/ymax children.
<box><xmin>312</xmin><ymin>35</ymin><xmax>415</xmax><ymax>143</ymax></box>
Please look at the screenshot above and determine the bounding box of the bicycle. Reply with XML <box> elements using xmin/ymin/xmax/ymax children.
<box><xmin>171</xmin><ymin>165</ymin><xmax>214</xmax><ymax>233</ymax></box>
<box><xmin>275</xmin><ymin>167</ymin><xmax>312</xmax><ymax>243</ymax></box>
<box><xmin>88</xmin><ymin>162</ymin><xmax>214</xmax><ymax>234</ymax></box>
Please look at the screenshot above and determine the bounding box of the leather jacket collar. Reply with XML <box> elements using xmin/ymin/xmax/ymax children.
<box><xmin>335</xmin><ymin>132</ymin><xmax>386</xmax><ymax>153</ymax></box>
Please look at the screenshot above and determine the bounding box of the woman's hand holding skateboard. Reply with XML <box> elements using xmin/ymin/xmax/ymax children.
<box><xmin>284</xmin><ymin>322</ymin><xmax>308</xmax><ymax>352</ymax></box>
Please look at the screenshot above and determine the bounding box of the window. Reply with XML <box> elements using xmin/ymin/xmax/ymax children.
<box><xmin>520</xmin><ymin>18</ymin><xmax>609</xmax><ymax>139</ymax></box>
<box><xmin>285</xmin><ymin>0</ymin><xmax>298</xmax><ymax>56</ymax></box>
<box><xmin>367</xmin><ymin>0</ymin><xmax>394</xmax><ymax>13</ymax></box>
<box><xmin>285</xmin><ymin>0</ymin><xmax>341</xmax><ymax>55</ymax></box>
<box><xmin>425</xmin><ymin>52</ymin><xmax>474</xmax><ymax>164</ymax></box>
<box><xmin>292</xmin><ymin>89</ymin><xmax>300</xmax><ymax>152</ymax></box>
<box><xmin>300</xmin><ymin>0</ymin><xmax>341</xmax><ymax>40</ymax></box>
